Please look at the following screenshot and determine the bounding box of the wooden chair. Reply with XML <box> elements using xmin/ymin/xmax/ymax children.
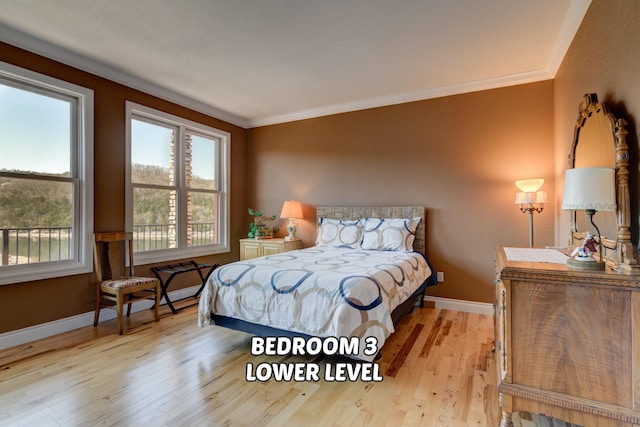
<box><xmin>93</xmin><ymin>232</ymin><xmax>160</xmax><ymax>334</ymax></box>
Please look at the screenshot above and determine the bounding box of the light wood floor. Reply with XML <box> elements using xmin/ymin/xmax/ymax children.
<box><xmin>0</xmin><ymin>302</ymin><xmax>573</xmax><ymax>426</ymax></box>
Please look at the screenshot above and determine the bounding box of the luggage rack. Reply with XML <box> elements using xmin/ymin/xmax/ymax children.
<box><xmin>151</xmin><ymin>261</ymin><xmax>218</xmax><ymax>314</ymax></box>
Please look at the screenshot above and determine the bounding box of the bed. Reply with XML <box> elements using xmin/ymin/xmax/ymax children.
<box><xmin>198</xmin><ymin>206</ymin><xmax>437</xmax><ymax>361</ymax></box>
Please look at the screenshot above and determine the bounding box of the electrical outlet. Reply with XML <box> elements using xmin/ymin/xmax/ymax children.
<box><xmin>437</xmin><ymin>271</ymin><xmax>444</xmax><ymax>282</ymax></box>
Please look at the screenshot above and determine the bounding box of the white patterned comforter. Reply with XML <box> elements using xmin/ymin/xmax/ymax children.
<box><xmin>198</xmin><ymin>245</ymin><xmax>432</xmax><ymax>361</ymax></box>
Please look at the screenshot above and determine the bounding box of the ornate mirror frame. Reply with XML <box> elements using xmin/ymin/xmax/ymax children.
<box><xmin>567</xmin><ymin>93</ymin><xmax>637</xmax><ymax>270</ymax></box>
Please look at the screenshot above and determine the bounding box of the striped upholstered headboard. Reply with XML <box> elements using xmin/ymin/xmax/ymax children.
<box><xmin>315</xmin><ymin>206</ymin><xmax>426</xmax><ymax>255</ymax></box>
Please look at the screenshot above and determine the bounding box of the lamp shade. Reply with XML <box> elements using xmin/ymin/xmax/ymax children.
<box><xmin>280</xmin><ymin>200</ymin><xmax>303</xmax><ymax>218</ymax></box>
<box><xmin>515</xmin><ymin>191</ymin><xmax>547</xmax><ymax>205</ymax></box>
<box><xmin>515</xmin><ymin>178</ymin><xmax>544</xmax><ymax>192</ymax></box>
<box><xmin>515</xmin><ymin>192</ymin><xmax>535</xmax><ymax>205</ymax></box>
<box><xmin>561</xmin><ymin>167</ymin><xmax>616</xmax><ymax>211</ymax></box>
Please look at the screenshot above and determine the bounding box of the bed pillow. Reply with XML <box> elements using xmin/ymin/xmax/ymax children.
<box><xmin>315</xmin><ymin>218</ymin><xmax>363</xmax><ymax>248</ymax></box>
<box><xmin>361</xmin><ymin>217</ymin><xmax>421</xmax><ymax>251</ymax></box>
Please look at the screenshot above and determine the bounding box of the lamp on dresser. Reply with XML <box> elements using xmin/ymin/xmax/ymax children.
<box><xmin>514</xmin><ymin>178</ymin><xmax>547</xmax><ymax>247</ymax></box>
<box><xmin>280</xmin><ymin>200</ymin><xmax>303</xmax><ymax>241</ymax></box>
<box><xmin>561</xmin><ymin>167</ymin><xmax>616</xmax><ymax>270</ymax></box>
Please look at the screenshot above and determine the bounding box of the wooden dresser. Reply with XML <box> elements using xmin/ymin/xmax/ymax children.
<box><xmin>495</xmin><ymin>246</ymin><xmax>640</xmax><ymax>427</ymax></box>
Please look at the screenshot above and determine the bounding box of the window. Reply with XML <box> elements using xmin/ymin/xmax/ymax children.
<box><xmin>0</xmin><ymin>62</ymin><xmax>94</xmax><ymax>285</ymax></box>
<box><xmin>126</xmin><ymin>102</ymin><xmax>229</xmax><ymax>264</ymax></box>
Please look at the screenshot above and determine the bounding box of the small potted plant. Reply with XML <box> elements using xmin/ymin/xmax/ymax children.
<box><xmin>248</xmin><ymin>208</ymin><xmax>277</xmax><ymax>239</ymax></box>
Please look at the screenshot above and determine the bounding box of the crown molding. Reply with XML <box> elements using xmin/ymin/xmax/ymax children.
<box><xmin>546</xmin><ymin>0</ymin><xmax>592</xmax><ymax>76</ymax></box>
<box><xmin>248</xmin><ymin>69</ymin><xmax>553</xmax><ymax>128</ymax></box>
<box><xmin>1</xmin><ymin>0</ymin><xmax>591</xmax><ymax>130</ymax></box>
<box><xmin>0</xmin><ymin>23</ymin><xmax>250</xmax><ymax>129</ymax></box>
<box><xmin>249</xmin><ymin>0</ymin><xmax>591</xmax><ymax>130</ymax></box>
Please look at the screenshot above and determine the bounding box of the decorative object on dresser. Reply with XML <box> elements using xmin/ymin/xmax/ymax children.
<box><xmin>239</xmin><ymin>237</ymin><xmax>302</xmax><ymax>260</ymax></box>
<box><xmin>566</xmin><ymin>93</ymin><xmax>638</xmax><ymax>271</ymax></box>
<box><xmin>514</xmin><ymin>178</ymin><xmax>547</xmax><ymax>247</ymax></box>
<box><xmin>494</xmin><ymin>246</ymin><xmax>640</xmax><ymax>427</ymax></box>
<box><xmin>280</xmin><ymin>200</ymin><xmax>303</xmax><ymax>241</ymax></box>
<box><xmin>561</xmin><ymin>167</ymin><xmax>617</xmax><ymax>270</ymax></box>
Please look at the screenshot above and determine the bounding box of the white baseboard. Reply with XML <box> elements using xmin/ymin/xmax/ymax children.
<box><xmin>0</xmin><ymin>285</ymin><xmax>201</xmax><ymax>351</ymax></box>
<box><xmin>424</xmin><ymin>296</ymin><xmax>494</xmax><ymax>316</ymax></box>
<box><xmin>1</xmin><ymin>289</ymin><xmax>493</xmax><ymax>352</ymax></box>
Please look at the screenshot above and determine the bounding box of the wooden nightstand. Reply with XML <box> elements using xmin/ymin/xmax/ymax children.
<box><xmin>239</xmin><ymin>238</ymin><xmax>302</xmax><ymax>260</ymax></box>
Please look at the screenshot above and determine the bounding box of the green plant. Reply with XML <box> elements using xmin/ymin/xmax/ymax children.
<box><xmin>247</xmin><ymin>208</ymin><xmax>277</xmax><ymax>238</ymax></box>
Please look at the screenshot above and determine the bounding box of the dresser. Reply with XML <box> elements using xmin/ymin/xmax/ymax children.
<box><xmin>239</xmin><ymin>238</ymin><xmax>302</xmax><ymax>260</ymax></box>
<box><xmin>495</xmin><ymin>246</ymin><xmax>640</xmax><ymax>427</ymax></box>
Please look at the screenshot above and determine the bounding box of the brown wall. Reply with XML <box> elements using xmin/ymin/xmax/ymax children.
<box><xmin>247</xmin><ymin>82</ymin><xmax>556</xmax><ymax>304</ymax></box>
<box><xmin>7</xmin><ymin>0</ymin><xmax>635</xmax><ymax>334</ymax></box>
<box><xmin>0</xmin><ymin>42</ymin><xmax>248</xmax><ymax>333</ymax></box>
<box><xmin>554</xmin><ymin>0</ymin><xmax>640</xmax><ymax>246</ymax></box>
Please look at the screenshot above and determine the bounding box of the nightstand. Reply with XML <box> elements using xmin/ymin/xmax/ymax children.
<box><xmin>239</xmin><ymin>238</ymin><xmax>302</xmax><ymax>260</ymax></box>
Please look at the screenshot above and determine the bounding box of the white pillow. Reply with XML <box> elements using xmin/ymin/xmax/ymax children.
<box><xmin>361</xmin><ymin>217</ymin><xmax>421</xmax><ymax>251</ymax></box>
<box><xmin>315</xmin><ymin>218</ymin><xmax>363</xmax><ymax>247</ymax></box>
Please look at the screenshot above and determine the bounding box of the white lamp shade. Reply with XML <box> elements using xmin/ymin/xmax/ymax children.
<box><xmin>515</xmin><ymin>190</ymin><xmax>547</xmax><ymax>205</ymax></box>
<box><xmin>280</xmin><ymin>200</ymin><xmax>303</xmax><ymax>218</ymax></box>
<box><xmin>515</xmin><ymin>178</ymin><xmax>544</xmax><ymax>192</ymax></box>
<box><xmin>535</xmin><ymin>191</ymin><xmax>547</xmax><ymax>203</ymax></box>
<box><xmin>561</xmin><ymin>167</ymin><xmax>616</xmax><ymax>211</ymax></box>
<box><xmin>515</xmin><ymin>192</ymin><xmax>534</xmax><ymax>204</ymax></box>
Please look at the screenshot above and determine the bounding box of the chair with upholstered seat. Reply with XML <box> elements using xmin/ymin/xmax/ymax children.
<box><xmin>93</xmin><ymin>231</ymin><xmax>160</xmax><ymax>334</ymax></box>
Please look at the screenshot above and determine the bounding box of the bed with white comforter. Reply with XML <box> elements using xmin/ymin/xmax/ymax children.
<box><xmin>198</xmin><ymin>206</ymin><xmax>437</xmax><ymax>361</ymax></box>
<box><xmin>198</xmin><ymin>245</ymin><xmax>432</xmax><ymax>361</ymax></box>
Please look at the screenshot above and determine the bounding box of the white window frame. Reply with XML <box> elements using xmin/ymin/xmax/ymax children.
<box><xmin>0</xmin><ymin>61</ymin><xmax>94</xmax><ymax>286</ymax></box>
<box><xmin>125</xmin><ymin>101</ymin><xmax>230</xmax><ymax>265</ymax></box>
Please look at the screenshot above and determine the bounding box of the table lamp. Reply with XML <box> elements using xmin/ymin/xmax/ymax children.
<box><xmin>561</xmin><ymin>167</ymin><xmax>616</xmax><ymax>270</ymax></box>
<box><xmin>280</xmin><ymin>200</ymin><xmax>303</xmax><ymax>241</ymax></box>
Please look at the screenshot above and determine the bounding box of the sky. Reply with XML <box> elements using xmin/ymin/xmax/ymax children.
<box><xmin>131</xmin><ymin>119</ymin><xmax>215</xmax><ymax>182</ymax></box>
<box><xmin>0</xmin><ymin>83</ymin><xmax>71</xmax><ymax>175</ymax></box>
<box><xmin>1</xmin><ymin>82</ymin><xmax>215</xmax><ymax>180</ymax></box>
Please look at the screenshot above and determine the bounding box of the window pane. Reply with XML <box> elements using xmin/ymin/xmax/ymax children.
<box><xmin>188</xmin><ymin>191</ymin><xmax>217</xmax><ymax>247</ymax></box>
<box><xmin>132</xmin><ymin>187</ymin><xmax>177</xmax><ymax>252</ymax></box>
<box><xmin>0</xmin><ymin>82</ymin><xmax>72</xmax><ymax>177</ymax></box>
<box><xmin>131</xmin><ymin>119</ymin><xmax>175</xmax><ymax>185</ymax></box>
<box><xmin>0</xmin><ymin>177</ymin><xmax>73</xmax><ymax>265</ymax></box>
<box><xmin>188</xmin><ymin>133</ymin><xmax>216</xmax><ymax>190</ymax></box>
<box><xmin>127</xmin><ymin>102</ymin><xmax>229</xmax><ymax>263</ymax></box>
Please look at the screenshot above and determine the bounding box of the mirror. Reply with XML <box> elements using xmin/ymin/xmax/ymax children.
<box><xmin>568</xmin><ymin>93</ymin><xmax>637</xmax><ymax>269</ymax></box>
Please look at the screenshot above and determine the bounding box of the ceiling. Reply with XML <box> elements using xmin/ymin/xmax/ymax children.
<box><xmin>0</xmin><ymin>0</ymin><xmax>591</xmax><ymax>128</ymax></box>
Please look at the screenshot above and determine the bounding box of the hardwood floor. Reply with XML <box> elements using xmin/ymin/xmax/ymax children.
<box><xmin>0</xmin><ymin>302</ymin><xmax>562</xmax><ymax>426</ymax></box>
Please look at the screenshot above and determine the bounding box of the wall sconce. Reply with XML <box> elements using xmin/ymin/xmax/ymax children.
<box><xmin>280</xmin><ymin>200</ymin><xmax>303</xmax><ymax>241</ymax></box>
<box><xmin>515</xmin><ymin>178</ymin><xmax>547</xmax><ymax>247</ymax></box>
<box><xmin>561</xmin><ymin>167</ymin><xmax>616</xmax><ymax>270</ymax></box>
